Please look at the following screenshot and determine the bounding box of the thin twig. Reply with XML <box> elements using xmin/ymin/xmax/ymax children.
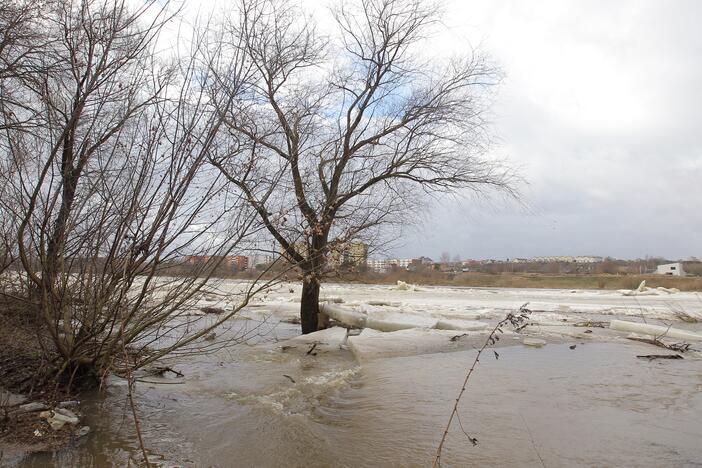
<box><xmin>520</xmin><ymin>413</ymin><xmax>546</xmax><ymax>468</ymax></box>
<box><xmin>432</xmin><ymin>304</ymin><xmax>531</xmax><ymax>467</ymax></box>
<box><xmin>121</xmin><ymin>332</ymin><xmax>151</xmax><ymax>467</ymax></box>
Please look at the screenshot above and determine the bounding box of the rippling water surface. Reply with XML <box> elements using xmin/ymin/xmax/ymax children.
<box><xmin>11</xmin><ymin>283</ymin><xmax>702</xmax><ymax>467</ymax></box>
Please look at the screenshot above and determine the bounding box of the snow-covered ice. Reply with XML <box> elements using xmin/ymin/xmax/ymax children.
<box><xmin>185</xmin><ymin>280</ymin><xmax>702</xmax><ymax>360</ymax></box>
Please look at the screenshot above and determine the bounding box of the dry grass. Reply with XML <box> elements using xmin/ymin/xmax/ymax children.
<box><xmin>0</xmin><ymin>297</ymin><xmax>78</xmax><ymax>457</ymax></box>
<box><xmin>0</xmin><ymin>297</ymin><xmax>59</xmax><ymax>397</ymax></box>
<box><xmin>347</xmin><ymin>272</ymin><xmax>702</xmax><ymax>292</ymax></box>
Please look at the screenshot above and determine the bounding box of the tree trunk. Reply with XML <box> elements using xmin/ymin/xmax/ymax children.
<box><xmin>45</xmin><ymin>129</ymin><xmax>78</xmax><ymax>290</ymax></box>
<box><xmin>300</xmin><ymin>275</ymin><xmax>320</xmax><ymax>334</ymax></box>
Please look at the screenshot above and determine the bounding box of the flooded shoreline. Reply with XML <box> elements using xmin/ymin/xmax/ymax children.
<box><xmin>7</xmin><ymin>282</ymin><xmax>702</xmax><ymax>467</ymax></box>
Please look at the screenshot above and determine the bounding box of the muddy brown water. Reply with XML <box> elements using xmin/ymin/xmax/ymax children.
<box><xmin>7</xmin><ymin>317</ymin><xmax>702</xmax><ymax>468</ymax></box>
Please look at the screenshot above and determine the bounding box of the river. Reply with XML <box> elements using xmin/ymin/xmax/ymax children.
<box><xmin>9</xmin><ymin>283</ymin><xmax>702</xmax><ymax>467</ymax></box>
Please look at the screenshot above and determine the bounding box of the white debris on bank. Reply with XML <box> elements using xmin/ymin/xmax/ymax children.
<box><xmin>395</xmin><ymin>280</ymin><xmax>420</xmax><ymax>291</ymax></box>
<box><xmin>618</xmin><ymin>280</ymin><xmax>680</xmax><ymax>297</ymax></box>
<box><xmin>39</xmin><ymin>408</ymin><xmax>79</xmax><ymax>431</ymax></box>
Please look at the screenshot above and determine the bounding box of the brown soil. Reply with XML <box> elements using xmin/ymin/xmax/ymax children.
<box><xmin>1</xmin><ymin>408</ymin><xmax>78</xmax><ymax>455</ymax></box>
<box><xmin>0</xmin><ymin>296</ymin><xmax>77</xmax><ymax>455</ymax></box>
<box><xmin>0</xmin><ymin>297</ymin><xmax>57</xmax><ymax>397</ymax></box>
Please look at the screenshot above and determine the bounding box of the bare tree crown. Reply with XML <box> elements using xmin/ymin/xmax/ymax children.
<box><xmin>209</xmin><ymin>0</ymin><xmax>512</xmax><ymax>272</ymax></box>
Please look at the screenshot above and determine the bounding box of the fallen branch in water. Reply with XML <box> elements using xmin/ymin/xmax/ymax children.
<box><xmin>134</xmin><ymin>380</ymin><xmax>186</xmax><ymax>385</ymax></box>
<box><xmin>200</xmin><ymin>307</ymin><xmax>226</xmax><ymax>315</ymax></box>
<box><xmin>574</xmin><ymin>320</ymin><xmax>608</xmax><ymax>328</ymax></box>
<box><xmin>145</xmin><ymin>366</ymin><xmax>184</xmax><ymax>378</ymax></box>
<box><xmin>626</xmin><ymin>336</ymin><xmax>694</xmax><ymax>353</ymax></box>
<box><xmin>432</xmin><ymin>304</ymin><xmax>532</xmax><ymax>468</ymax></box>
<box><xmin>306</xmin><ymin>343</ymin><xmax>318</xmax><ymax>355</ymax></box>
<box><xmin>637</xmin><ymin>354</ymin><xmax>683</xmax><ymax>360</ymax></box>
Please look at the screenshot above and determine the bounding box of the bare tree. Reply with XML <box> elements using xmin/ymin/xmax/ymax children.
<box><xmin>208</xmin><ymin>0</ymin><xmax>514</xmax><ymax>333</ymax></box>
<box><xmin>439</xmin><ymin>252</ymin><xmax>451</xmax><ymax>265</ymax></box>
<box><xmin>0</xmin><ymin>0</ymin><xmax>52</xmax><ymax>274</ymax></box>
<box><xmin>0</xmin><ymin>0</ymin><xmax>279</xmax><ymax>387</ymax></box>
<box><xmin>0</xmin><ymin>0</ymin><xmax>49</xmax><ymax>133</ymax></box>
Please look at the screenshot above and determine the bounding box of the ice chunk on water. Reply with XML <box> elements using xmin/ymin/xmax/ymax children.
<box><xmin>278</xmin><ymin>327</ymin><xmax>350</xmax><ymax>354</ymax></box>
<box><xmin>522</xmin><ymin>338</ymin><xmax>547</xmax><ymax>347</ymax></box>
<box><xmin>364</xmin><ymin>310</ymin><xmax>438</xmax><ymax>332</ymax></box>
<box><xmin>348</xmin><ymin>329</ymin><xmax>476</xmax><ymax>360</ymax></box>
<box><xmin>609</xmin><ymin>320</ymin><xmax>702</xmax><ymax>341</ymax></box>
<box><xmin>435</xmin><ymin>319</ymin><xmax>489</xmax><ymax>331</ymax></box>
<box><xmin>321</xmin><ymin>304</ymin><xmax>438</xmax><ymax>331</ymax></box>
<box><xmin>320</xmin><ymin>304</ymin><xmax>367</xmax><ymax>328</ymax></box>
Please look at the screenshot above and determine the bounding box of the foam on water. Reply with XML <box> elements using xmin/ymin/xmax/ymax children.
<box><xmin>228</xmin><ymin>367</ymin><xmax>361</xmax><ymax>416</ymax></box>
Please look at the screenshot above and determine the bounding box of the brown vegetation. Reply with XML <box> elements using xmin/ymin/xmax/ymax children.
<box><xmin>0</xmin><ymin>0</ymin><xmax>284</xmax><ymax>399</ymax></box>
<box><xmin>0</xmin><ymin>297</ymin><xmax>77</xmax><ymax>456</ymax></box>
<box><xmin>346</xmin><ymin>271</ymin><xmax>702</xmax><ymax>291</ymax></box>
<box><xmin>0</xmin><ymin>297</ymin><xmax>61</xmax><ymax>396</ymax></box>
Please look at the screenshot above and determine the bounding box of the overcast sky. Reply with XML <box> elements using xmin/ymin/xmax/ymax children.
<box><xmin>387</xmin><ymin>0</ymin><xmax>702</xmax><ymax>261</ymax></box>
<box><xmin>172</xmin><ymin>0</ymin><xmax>701</xmax><ymax>261</ymax></box>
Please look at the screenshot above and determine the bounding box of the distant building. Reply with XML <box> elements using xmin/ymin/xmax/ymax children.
<box><xmin>283</xmin><ymin>241</ymin><xmax>368</xmax><ymax>270</ymax></box>
<box><xmin>184</xmin><ymin>255</ymin><xmax>249</xmax><ymax>271</ymax></box>
<box><xmin>367</xmin><ymin>257</ymin><xmax>414</xmax><ymax>273</ymax></box>
<box><xmin>574</xmin><ymin>256</ymin><xmax>604</xmax><ymax>263</ymax></box>
<box><xmin>531</xmin><ymin>256</ymin><xmax>603</xmax><ymax>263</ymax></box>
<box><xmin>230</xmin><ymin>255</ymin><xmax>249</xmax><ymax>271</ymax></box>
<box><xmin>367</xmin><ymin>258</ymin><xmax>396</xmax><ymax>273</ymax></box>
<box><xmin>656</xmin><ymin>262</ymin><xmax>685</xmax><ymax>276</ymax></box>
<box><xmin>327</xmin><ymin>242</ymin><xmax>368</xmax><ymax>269</ymax></box>
<box><xmin>248</xmin><ymin>253</ymin><xmax>275</xmax><ymax>269</ymax></box>
<box><xmin>367</xmin><ymin>259</ymin><xmax>388</xmax><ymax>273</ymax></box>
<box><xmin>342</xmin><ymin>242</ymin><xmax>368</xmax><ymax>268</ymax></box>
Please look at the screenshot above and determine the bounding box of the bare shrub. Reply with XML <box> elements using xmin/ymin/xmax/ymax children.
<box><xmin>0</xmin><ymin>0</ymin><xmax>281</xmax><ymax>389</ymax></box>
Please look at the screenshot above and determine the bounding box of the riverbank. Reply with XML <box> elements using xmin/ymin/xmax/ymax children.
<box><xmin>6</xmin><ymin>282</ymin><xmax>702</xmax><ymax>466</ymax></box>
<box><xmin>219</xmin><ymin>270</ymin><xmax>702</xmax><ymax>292</ymax></box>
<box><xmin>0</xmin><ymin>300</ymin><xmax>87</xmax><ymax>460</ymax></box>
<box><xmin>347</xmin><ymin>272</ymin><xmax>702</xmax><ymax>291</ymax></box>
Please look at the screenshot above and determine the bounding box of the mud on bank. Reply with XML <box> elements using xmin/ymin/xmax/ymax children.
<box><xmin>0</xmin><ymin>299</ymin><xmax>83</xmax><ymax>458</ymax></box>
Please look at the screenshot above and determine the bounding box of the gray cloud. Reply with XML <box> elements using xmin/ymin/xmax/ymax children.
<box><xmin>394</xmin><ymin>0</ymin><xmax>702</xmax><ymax>260</ymax></box>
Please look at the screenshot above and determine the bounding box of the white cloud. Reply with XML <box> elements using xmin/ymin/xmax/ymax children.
<box><xmin>394</xmin><ymin>0</ymin><xmax>702</xmax><ymax>260</ymax></box>
<box><xmin>153</xmin><ymin>0</ymin><xmax>701</xmax><ymax>260</ymax></box>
